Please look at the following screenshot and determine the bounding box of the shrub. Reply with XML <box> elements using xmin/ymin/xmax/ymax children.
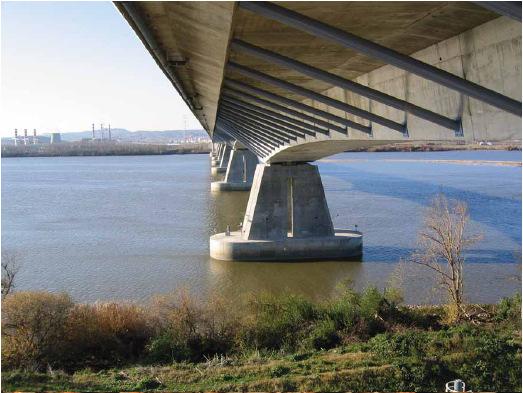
<box><xmin>306</xmin><ymin>319</ymin><xmax>339</xmax><ymax>350</ymax></box>
<box><xmin>2</xmin><ymin>291</ymin><xmax>73</xmax><ymax>370</ymax></box>
<box><xmin>496</xmin><ymin>293</ymin><xmax>521</xmax><ymax>326</ymax></box>
<box><xmin>369</xmin><ymin>331</ymin><xmax>428</xmax><ymax>359</ymax></box>
<box><xmin>63</xmin><ymin>302</ymin><xmax>153</xmax><ymax>369</ymax></box>
<box><xmin>325</xmin><ymin>285</ymin><xmax>406</xmax><ymax>340</ymax></box>
<box><xmin>238</xmin><ymin>293</ymin><xmax>317</xmax><ymax>351</ymax></box>
<box><xmin>146</xmin><ymin>290</ymin><xmax>237</xmax><ymax>362</ymax></box>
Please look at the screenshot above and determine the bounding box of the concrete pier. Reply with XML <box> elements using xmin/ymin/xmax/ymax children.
<box><xmin>211</xmin><ymin>144</ymin><xmax>258</xmax><ymax>191</ymax></box>
<box><xmin>210</xmin><ymin>163</ymin><xmax>362</xmax><ymax>261</ymax></box>
<box><xmin>211</xmin><ymin>144</ymin><xmax>231</xmax><ymax>175</ymax></box>
<box><xmin>211</xmin><ymin>144</ymin><xmax>223</xmax><ymax>167</ymax></box>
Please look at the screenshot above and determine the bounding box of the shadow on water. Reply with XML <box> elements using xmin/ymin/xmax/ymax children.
<box><xmin>320</xmin><ymin>162</ymin><xmax>521</xmax><ymax>244</ymax></box>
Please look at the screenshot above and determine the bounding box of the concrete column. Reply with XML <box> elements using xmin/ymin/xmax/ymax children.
<box><xmin>210</xmin><ymin>143</ymin><xmax>218</xmax><ymax>158</ymax></box>
<box><xmin>211</xmin><ymin>144</ymin><xmax>223</xmax><ymax>167</ymax></box>
<box><xmin>219</xmin><ymin>144</ymin><xmax>232</xmax><ymax>167</ymax></box>
<box><xmin>210</xmin><ymin>162</ymin><xmax>362</xmax><ymax>261</ymax></box>
<box><xmin>211</xmin><ymin>144</ymin><xmax>231</xmax><ymax>175</ymax></box>
<box><xmin>242</xmin><ymin>163</ymin><xmax>334</xmax><ymax>240</ymax></box>
<box><xmin>211</xmin><ymin>144</ymin><xmax>258</xmax><ymax>191</ymax></box>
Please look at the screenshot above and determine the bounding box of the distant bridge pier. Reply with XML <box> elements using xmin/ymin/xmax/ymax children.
<box><xmin>211</xmin><ymin>144</ymin><xmax>231</xmax><ymax>175</ymax></box>
<box><xmin>210</xmin><ymin>162</ymin><xmax>362</xmax><ymax>261</ymax></box>
<box><xmin>211</xmin><ymin>143</ymin><xmax>223</xmax><ymax>167</ymax></box>
<box><xmin>210</xmin><ymin>143</ymin><xmax>217</xmax><ymax>158</ymax></box>
<box><xmin>211</xmin><ymin>142</ymin><xmax>259</xmax><ymax>192</ymax></box>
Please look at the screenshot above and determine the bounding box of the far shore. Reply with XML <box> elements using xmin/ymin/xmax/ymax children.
<box><xmin>1</xmin><ymin>140</ymin><xmax>521</xmax><ymax>158</ymax></box>
<box><xmin>1</xmin><ymin>141</ymin><xmax>212</xmax><ymax>158</ymax></box>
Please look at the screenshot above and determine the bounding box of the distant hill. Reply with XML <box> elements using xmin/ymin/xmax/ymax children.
<box><xmin>2</xmin><ymin>128</ymin><xmax>209</xmax><ymax>144</ymax></box>
<box><xmin>52</xmin><ymin>128</ymin><xmax>209</xmax><ymax>142</ymax></box>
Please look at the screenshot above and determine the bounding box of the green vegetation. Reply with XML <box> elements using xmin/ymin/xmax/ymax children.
<box><xmin>2</xmin><ymin>287</ymin><xmax>521</xmax><ymax>392</ymax></box>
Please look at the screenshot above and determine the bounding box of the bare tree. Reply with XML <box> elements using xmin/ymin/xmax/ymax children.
<box><xmin>2</xmin><ymin>251</ymin><xmax>20</xmax><ymax>299</ymax></box>
<box><xmin>409</xmin><ymin>194</ymin><xmax>480</xmax><ymax>321</ymax></box>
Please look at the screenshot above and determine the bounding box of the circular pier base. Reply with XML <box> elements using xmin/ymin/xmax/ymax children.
<box><xmin>210</xmin><ymin>230</ymin><xmax>363</xmax><ymax>261</ymax></box>
<box><xmin>211</xmin><ymin>181</ymin><xmax>252</xmax><ymax>192</ymax></box>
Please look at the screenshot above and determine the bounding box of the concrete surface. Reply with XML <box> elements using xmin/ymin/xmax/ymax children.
<box><xmin>211</xmin><ymin>166</ymin><xmax>226</xmax><ymax>175</ymax></box>
<box><xmin>117</xmin><ymin>2</ymin><xmax>499</xmax><ymax>133</ymax></box>
<box><xmin>210</xmin><ymin>162</ymin><xmax>363</xmax><ymax>261</ymax></box>
<box><xmin>219</xmin><ymin>145</ymin><xmax>232</xmax><ymax>168</ymax></box>
<box><xmin>210</xmin><ymin>229</ymin><xmax>363</xmax><ymax>261</ymax></box>
<box><xmin>211</xmin><ymin>181</ymin><xmax>252</xmax><ymax>192</ymax></box>
<box><xmin>211</xmin><ymin>145</ymin><xmax>259</xmax><ymax>192</ymax></box>
<box><xmin>242</xmin><ymin>163</ymin><xmax>335</xmax><ymax>240</ymax></box>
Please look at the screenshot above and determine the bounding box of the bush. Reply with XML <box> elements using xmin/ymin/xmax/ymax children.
<box><xmin>2</xmin><ymin>292</ymin><xmax>73</xmax><ymax>370</ymax></box>
<box><xmin>146</xmin><ymin>290</ymin><xmax>237</xmax><ymax>362</ymax></box>
<box><xmin>2</xmin><ymin>285</ymin><xmax>520</xmax><ymax>388</ymax></box>
<box><xmin>496</xmin><ymin>293</ymin><xmax>521</xmax><ymax>326</ymax></box>
<box><xmin>63</xmin><ymin>302</ymin><xmax>153</xmax><ymax>369</ymax></box>
<box><xmin>306</xmin><ymin>319</ymin><xmax>339</xmax><ymax>350</ymax></box>
<box><xmin>369</xmin><ymin>331</ymin><xmax>429</xmax><ymax>359</ymax></box>
<box><xmin>238</xmin><ymin>293</ymin><xmax>317</xmax><ymax>351</ymax></box>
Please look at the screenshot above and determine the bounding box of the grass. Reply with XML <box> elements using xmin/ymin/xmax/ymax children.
<box><xmin>4</xmin><ymin>331</ymin><xmax>520</xmax><ymax>392</ymax></box>
<box><xmin>0</xmin><ymin>348</ymin><xmax>435</xmax><ymax>392</ymax></box>
<box><xmin>2</xmin><ymin>288</ymin><xmax>521</xmax><ymax>392</ymax></box>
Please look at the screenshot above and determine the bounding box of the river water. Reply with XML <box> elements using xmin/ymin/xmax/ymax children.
<box><xmin>2</xmin><ymin>151</ymin><xmax>521</xmax><ymax>304</ymax></box>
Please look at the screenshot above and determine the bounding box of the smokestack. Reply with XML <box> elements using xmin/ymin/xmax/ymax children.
<box><xmin>92</xmin><ymin>123</ymin><xmax>95</xmax><ymax>140</ymax></box>
<box><xmin>24</xmin><ymin>129</ymin><xmax>28</xmax><ymax>145</ymax></box>
<box><xmin>33</xmin><ymin>129</ymin><xmax>37</xmax><ymax>144</ymax></box>
<box><xmin>108</xmin><ymin>124</ymin><xmax>111</xmax><ymax>141</ymax></box>
<box><xmin>100</xmin><ymin>123</ymin><xmax>104</xmax><ymax>141</ymax></box>
<box><xmin>14</xmin><ymin>129</ymin><xmax>18</xmax><ymax>146</ymax></box>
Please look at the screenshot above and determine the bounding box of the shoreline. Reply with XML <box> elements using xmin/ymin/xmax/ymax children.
<box><xmin>2</xmin><ymin>142</ymin><xmax>520</xmax><ymax>158</ymax></box>
<box><xmin>1</xmin><ymin>141</ymin><xmax>211</xmax><ymax>158</ymax></box>
<box><xmin>321</xmin><ymin>158</ymin><xmax>522</xmax><ymax>167</ymax></box>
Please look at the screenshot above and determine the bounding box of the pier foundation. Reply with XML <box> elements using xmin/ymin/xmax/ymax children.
<box><xmin>211</xmin><ymin>144</ymin><xmax>258</xmax><ymax>191</ymax></box>
<box><xmin>210</xmin><ymin>162</ymin><xmax>362</xmax><ymax>261</ymax></box>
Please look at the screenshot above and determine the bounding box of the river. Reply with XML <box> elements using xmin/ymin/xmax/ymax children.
<box><xmin>2</xmin><ymin>150</ymin><xmax>521</xmax><ymax>304</ymax></box>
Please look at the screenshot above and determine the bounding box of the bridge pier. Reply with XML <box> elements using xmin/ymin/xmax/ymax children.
<box><xmin>211</xmin><ymin>144</ymin><xmax>231</xmax><ymax>175</ymax></box>
<box><xmin>211</xmin><ymin>144</ymin><xmax>223</xmax><ymax>167</ymax></box>
<box><xmin>211</xmin><ymin>143</ymin><xmax>258</xmax><ymax>191</ymax></box>
<box><xmin>210</xmin><ymin>162</ymin><xmax>362</xmax><ymax>261</ymax></box>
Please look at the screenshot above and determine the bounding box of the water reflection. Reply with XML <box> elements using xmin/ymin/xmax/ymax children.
<box><xmin>208</xmin><ymin>259</ymin><xmax>365</xmax><ymax>302</ymax></box>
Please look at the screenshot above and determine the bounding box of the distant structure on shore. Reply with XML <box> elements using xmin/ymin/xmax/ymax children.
<box><xmin>3</xmin><ymin>126</ymin><xmax>211</xmax><ymax>146</ymax></box>
<box><xmin>89</xmin><ymin>122</ymin><xmax>114</xmax><ymax>142</ymax></box>
<box><xmin>12</xmin><ymin>128</ymin><xmax>47</xmax><ymax>146</ymax></box>
<box><xmin>50</xmin><ymin>133</ymin><xmax>62</xmax><ymax>144</ymax></box>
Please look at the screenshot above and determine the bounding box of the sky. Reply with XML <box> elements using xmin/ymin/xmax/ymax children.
<box><xmin>0</xmin><ymin>1</ymin><xmax>202</xmax><ymax>137</ymax></box>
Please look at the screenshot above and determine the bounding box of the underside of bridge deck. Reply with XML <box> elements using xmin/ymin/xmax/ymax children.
<box><xmin>117</xmin><ymin>1</ymin><xmax>521</xmax><ymax>261</ymax></box>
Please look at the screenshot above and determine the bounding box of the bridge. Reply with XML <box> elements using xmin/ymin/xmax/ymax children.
<box><xmin>116</xmin><ymin>1</ymin><xmax>521</xmax><ymax>261</ymax></box>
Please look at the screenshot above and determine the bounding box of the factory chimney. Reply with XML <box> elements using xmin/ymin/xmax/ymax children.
<box><xmin>92</xmin><ymin>123</ymin><xmax>95</xmax><ymax>140</ymax></box>
<box><xmin>33</xmin><ymin>129</ymin><xmax>37</xmax><ymax>144</ymax></box>
<box><xmin>100</xmin><ymin>123</ymin><xmax>104</xmax><ymax>141</ymax></box>
<box><xmin>14</xmin><ymin>129</ymin><xmax>18</xmax><ymax>146</ymax></box>
<box><xmin>24</xmin><ymin>129</ymin><xmax>28</xmax><ymax>145</ymax></box>
<box><xmin>108</xmin><ymin>124</ymin><xmax>111</xmax><ymax>141</ymax></box>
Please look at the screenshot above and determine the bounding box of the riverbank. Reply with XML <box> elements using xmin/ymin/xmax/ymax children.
<box><xmin>2</xmin><ymin>288</ymin><xmax>520</xmax><ymax>392</ymax></box>
<box><xmin>1</xmin><ymin>141</ymin><xmax>211</xmax><ymax>158</ymax></box>
<box><xmin>350</xmin><ymin>141</ymin><xmax>521</xmax><ymax>153</ymax></box>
